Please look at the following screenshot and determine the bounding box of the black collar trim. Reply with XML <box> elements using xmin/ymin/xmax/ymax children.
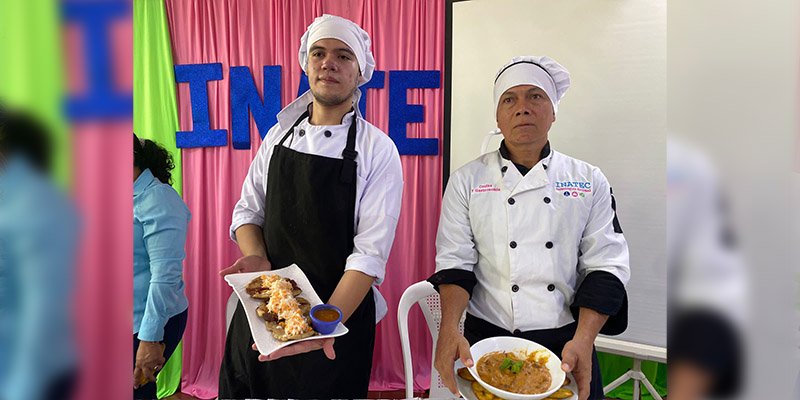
<box><xmin>499</xmin><ymin>140</ymin><xmax>551</xmax><ymax>161</ymax></box>
<box><xmin>499</xmin><ymin>140</ymin><xmax>550</xmax><ymax>177</ymax></box>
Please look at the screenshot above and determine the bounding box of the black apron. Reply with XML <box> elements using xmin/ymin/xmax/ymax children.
<box><xmin>219</xmin><ymin>110</ymin><xmax>376</xmax><ymax>399</ymax></box>
<box><xmin>464</xmin><ymin>314</ymin><xmax>605</xmax><ymax>400</ymax></box>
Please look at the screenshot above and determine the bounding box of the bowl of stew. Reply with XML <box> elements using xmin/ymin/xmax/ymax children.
<box><xmin>309</xmin><ymin>304</ymin><xmax>343</xmax><ymax>335</ymax></box>
<box><xmin>466</xmin><ymin>336</ymin><xmax>566</xmax><ymax>400</ymax></box>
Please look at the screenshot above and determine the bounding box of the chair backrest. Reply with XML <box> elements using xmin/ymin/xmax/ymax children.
<box><xmin>398</xmin><ymin>281</ymin><xmax>465</xmax><ymax>399</ymax></box>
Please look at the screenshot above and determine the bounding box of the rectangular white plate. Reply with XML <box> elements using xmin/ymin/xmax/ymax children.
<box><xmin>224</xmin><ymin>264</ymin><xmax>349</xmax><ymax>356</ymax></box>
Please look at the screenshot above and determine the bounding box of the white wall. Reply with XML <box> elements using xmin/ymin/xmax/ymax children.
<box><xmin>451</xmin><ymin>0</ymin><xmax>666</xmax><ymax>347</ymax></box>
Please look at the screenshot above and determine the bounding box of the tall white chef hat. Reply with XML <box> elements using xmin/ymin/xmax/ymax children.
<box><xmin>493</xmin><ymin>55</ymin><xmax>571</xmax><ymax>114</ymax></box>
<box><xmin>299</xmin><ymin>14</ymin><xmax>375</xmax><ymax>85</ymax></box>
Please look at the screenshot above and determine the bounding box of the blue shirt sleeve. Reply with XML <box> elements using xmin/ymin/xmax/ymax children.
<box><xmin>135</xmin><ymin>185</ymin><xmax>190</xmax><ymax>342</ymax></box>
<box><xmin>0</xmin><ymin>159</ymin><xmax>79</xmax><ymax>400</ymax></box>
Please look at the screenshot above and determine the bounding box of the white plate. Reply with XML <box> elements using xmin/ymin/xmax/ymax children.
<box><xmin>456</xmin><ymin>360</ymin><xmax>577</xmax><ymax>400</ymax></box>
<box><xmin>224</xmin><ymin>264</ymin><xmax>348</xmax><ymax>356</ymax></box>
<box><xmin>467</xmin><ymin>336</ymin><xmax>567</xmax><ymax>400</ymax></box>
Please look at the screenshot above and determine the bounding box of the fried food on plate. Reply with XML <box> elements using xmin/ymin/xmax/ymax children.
<box><xmin>471</xmin><ymin>381</ymin><xmax>497</xmax><ymax>400</ymax></box>
<box><xmin>545</xmin><ymin>387</ymin><xmax>574</xmax><ymax>399</ymax></box>
<box><xmin>247</xmin><ymin>274</ymin><xmax>316</xmax><ymax>342</ymax></box>
<box><xmin>246</xmin><ymin>275</ymin><xmax>302</xmax><ymax>296</ymax></box>
<box><xmin>458</xmin><ymin>367</ymin><xmax>476</xmax><ymax>382</ymax></box>
<box><xmin>296</xmin><ymin>296</ymin><xmax>311</xmax><ymax>314</ymax></box>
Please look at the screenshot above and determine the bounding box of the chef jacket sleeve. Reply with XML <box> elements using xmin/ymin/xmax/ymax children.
<box><xmin>229</xmin><ymin>128</ymin><xmax>277</xmax><ymax>242</ymax></box>
<box><xmin>344</xmin><ymin>138</ymin><xmax>403</xmax><ymax>285</ymax></box>
<box><xmin>428</xmin><ymin>172</ymin><xmax>479</xmax><ymax>297</ymax></box>
<box><xmin>571</xmin><ymin>168</ymin><xmax>631</xmax><ymax>335</ymax></box>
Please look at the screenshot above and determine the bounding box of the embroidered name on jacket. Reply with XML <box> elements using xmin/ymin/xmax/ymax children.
<box><xmin>555</xmin><ymin>181</ymin><xmax>592</xmax><ymax>198</ymax></box>
<box><xmin>472</xmin><ymin>184</ymin><xmax>501</xmax><ymax>193</ymax></box>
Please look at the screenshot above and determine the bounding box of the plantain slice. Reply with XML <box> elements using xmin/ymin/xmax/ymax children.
<box><xmin>546</xmin><ymin>387</ymin><xmax>574</xmax><ymax>399</ymax></box>
<box><xmin>271</xmin><ymin>326</ymin><xmax>317</xmax><ymax>342</ymax></box>
<box><xmin>256</xmin><ymin>303</ymin><xmax>280</xmax><ymax>324</ymax></box>
<box><xmin>250</xmin><ymin>289</ymin><xmax>271</xmax><ymax>300</ymax></box>
<box><xmin>245</xmin><ymin>275</ymin><xmax>266</xmax><ymax>295</ymax></box>
<box><xmin>296</xmin><ymin>296</ymin><xmax>311</xmax><ymax>315</ymax></box>
<box><xmin>471</xmin><ymin>381</ymin><xmax>499</xmax><ymax>400</ymax></box>
<box><xmin>256</xmin><ymin>303</ymin><xmax>269</xmax><ymax>318</ymax></box>
<box><xmin>287</xmin><ymin>278</ymin><xmax>302</xmax><ymax>295</ymax></box>
<box><xmin>457</xmin><ymin>367</ymin><xmax>476</xmax><ymax>382</ymax></box>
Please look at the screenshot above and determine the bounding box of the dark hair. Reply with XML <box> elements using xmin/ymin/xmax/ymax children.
<box><xmin>133</xmin><ymin>134</ymin><xmax>175</xmax><ymax>185</ymax></box>
<box><xmin>0</xmin><ymin>105</ymin><xmax>52</xmax><ymax>172</ymax></box>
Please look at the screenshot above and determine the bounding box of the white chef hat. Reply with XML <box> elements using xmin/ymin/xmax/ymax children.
<box><xmin>493</xmin><ymin>55</ymin><xmax>571</xmax><ymax>114</ymax></box>
<box><xmin>299</xmin><ymin>14</ymin><xmax>375</xmax><ymax>85</ymax></box>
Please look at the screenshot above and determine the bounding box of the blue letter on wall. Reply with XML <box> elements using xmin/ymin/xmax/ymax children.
<box><xmin>174</xmin><ymin>63</ymin><xmax>227</xmax><ymax>148</ymax></box>
<box><xmin>230</xmin><ymin>66</ymin><xmax>281</xmax><ymax>149</ymax></box>
<box><xmin>388</xmin><ymin>71</ymin><xmax>440</xmax><ymax>155</ymax></box>
<box><xmin>62</xmin><ymin>0</ymin><xmax>132</xmax><ymax>120</ymax></box>
<box><xmin>358</xmin><ymin>71</ymin><xmax>385</xmax><ymax>118</ymax></box>
<box><xmin>297</xmin><ymin>72</ymin><xmax>310</xmax><ymax>98</ymax></box>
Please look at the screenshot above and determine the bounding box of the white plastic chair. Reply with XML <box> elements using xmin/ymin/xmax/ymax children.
<box><xmin>398</xmin><ymin>281</ymin><xmax>466</xmax><ymax>399</ymax></box>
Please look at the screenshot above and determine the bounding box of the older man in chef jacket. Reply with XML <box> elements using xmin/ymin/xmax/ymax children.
<box><xmin>429</xmin><ymin>56</ymin><xmax>631</xmax><ymax>400</ymax></box>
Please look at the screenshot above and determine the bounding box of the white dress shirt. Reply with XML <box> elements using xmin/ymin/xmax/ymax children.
<box><xmin>436</xmin><ymin>148</ymin><xmax>630</xmax><ymax>332</ymax></box>
<box><xmin>231</xmin><ymin>108</ymin><xmax>403</xmax><ymax>323</ymax></box>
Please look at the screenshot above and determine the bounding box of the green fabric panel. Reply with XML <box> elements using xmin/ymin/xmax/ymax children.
<box><xmin>134</xmin><ymin>0</ymin><xmax>183</xmax><ymax>397</ymax></box>
<box><xmin>0</xmin><ymin>0</ymin><xmax>70</xmax><ymax>185</ymax></box>
<box><xmin>598</xmin><ymin>352</ymin><xmax>667</xmax><ymax>399</ymax></box>
<box><xmin>134</xmin><ymin>0</ymin><xmax>182</xmax><ymax>195</ymax></box>
<box><xmin>156</xmin><ymin>341</ymin><xmax>183</xmax><ymax>399</ymax></box>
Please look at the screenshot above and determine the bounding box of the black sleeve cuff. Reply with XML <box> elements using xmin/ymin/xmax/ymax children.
<box><xmin>570</xmin><ymin>271</ymin><xmax>628</xmax><ymax>335</ymax></box>
<box><xmin>427</xmin><ymin>269</ymin><xmax>478</xmax><ymax>298</ymax></box>
<box><xmin>669</xmin><ymin>308</ymin><xmax>742</xmax><ymax>397</ymax></box>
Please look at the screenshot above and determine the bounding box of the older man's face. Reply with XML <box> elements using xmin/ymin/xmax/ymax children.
<box><xmin>307</xmin><ymin>38</ymin><xmax>361</xmax><ymax>107</ymax></box>
<box><xmin>496</xmin><ymin>85</ymin><xmax>555</xmax><ymax>147</ymax></box>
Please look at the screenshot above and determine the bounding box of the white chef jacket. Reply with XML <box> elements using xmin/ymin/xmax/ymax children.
<box><xmin>435</xmin><ymin>147</ymin><xmax>630</xmax><ymax>332</ymax></box>
<box><xmin>230</xmin><ymin>100</ymin><xmax>403</xmax><ymax>323</ymax></box>
<box><xmin>667</xmin><ymin>138</ymin><xmax>747</xmax><ymax>327</ymax></box>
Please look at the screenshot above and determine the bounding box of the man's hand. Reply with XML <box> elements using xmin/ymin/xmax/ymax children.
<box><xmin>434</xmin><ymin>328</ymin><xmax>473</xmax><ymax>395</ymax></box>
<box><xmin>561</xmin><ymin>338</ymin><xmax>594</xmax><ymax>400</ymax></box>
<box><xmin>251</xmin><ymin>338</ymin><xmax>335</xmax><ymax>361</ymax></box>
<box><xmin>133</xmin><ymin>341</ymin><xmax>166</xmax><ymax>389</ymax></box>
<box><xmin>219</xmin><ymin>255</ymin><xmax>272</xmax><ymax>276</ymax></box>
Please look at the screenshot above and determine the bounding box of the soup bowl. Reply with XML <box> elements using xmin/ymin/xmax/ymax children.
<box><xmin>466</xmin><ymin>336</ymin><xmax>566</xmax><ymax>400</ymax></box>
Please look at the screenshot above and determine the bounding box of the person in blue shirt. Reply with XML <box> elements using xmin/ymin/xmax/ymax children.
<box><xmin>0</xmin><ymin>107</ymin><xmax>79</xmax><ymax>400</ymax></box>
<box><xmin>133</xmin><ymin>134</ymin><xmax>190</xmax><ymax>399</ymax></box>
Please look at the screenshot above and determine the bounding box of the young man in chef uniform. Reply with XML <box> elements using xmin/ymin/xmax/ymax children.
<box><xmin>218</xmin><ymin>14</ymin><xmax>403</xmax><ymax>399</ymax></box>
<box><xmin>429</xmin><ymin>56</ymin><xmax>631</xmax><ymax>400</ymax></box>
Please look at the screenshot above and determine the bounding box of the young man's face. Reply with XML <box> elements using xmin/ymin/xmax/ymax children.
<box><xmin>307</xmin><ymin>38</ymin><xmax>361</xmax><ymax>107</ymax></box>
<box><xmin>496</xmin><ymin>85</ymin><xmax>555</xmax><ymax>147</ymax></box>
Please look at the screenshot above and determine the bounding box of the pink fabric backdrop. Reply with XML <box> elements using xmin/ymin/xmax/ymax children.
<box><xmin>72</xmin><ymin>124</ymin><xmax>133</xmax><ymax>400</ymax></box>
<box><xmin>165</xmin><ymin>1</ymin><xmax>444</xmax><ymax>397</ymax></box>
<box><xmin>67</xmin><ymin>9</ymin><xmax>134</xmax><ymax>400</ymax></box>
